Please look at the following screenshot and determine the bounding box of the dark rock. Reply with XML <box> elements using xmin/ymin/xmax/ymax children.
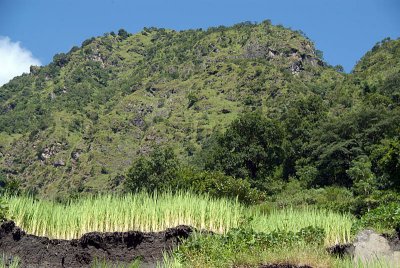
<box><xmin>351</xmin><ymin>229</ymin><xmax>400</xmax><ymax>266</ymax></box>
<box><xmin>71</xmin><ymin>150</ymin><xmax>81</xmax><ymax>160</ymax></box>
<box><xmin>327</xmin><ymin>243</ymin><xmax>353</xmax><ymax>258</ymax></box>
<box><xmin>53</xmin><ymin>160</ymin><xmax>65</xmax><ymax>167</ymax></box>
<box><xmin>131</xmin><ymin>117</ymin><xmax>146</xmax><ymax>128</ymax></box>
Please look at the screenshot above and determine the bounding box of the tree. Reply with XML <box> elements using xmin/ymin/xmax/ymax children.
<box><xmin>118</xmin><ymin>29</ymin><xmax>130</xmax><ymax>40</ymax></box>
<box><xmin>204</xmin><ymin>112</ymin><xmax>285</xmax><ymax>186</ymax></box>
<box><xmin>125</xmin><ymin>147</ymin><xmax>179</xmax><ymax>192</ymax></box>
<box><xmin>347</xmin><ymin>156</ymin><xmax>377</xmax><ymax>196</ymax></box>
<box><xmin>52</xmin><ymin>53</ymin><xmax>69</xmax><ymax>67</ymax></box>
<box><xmin>372</xmin><ymin>139</ymin><xmax>400</xmax><ymax>189</ymax></box>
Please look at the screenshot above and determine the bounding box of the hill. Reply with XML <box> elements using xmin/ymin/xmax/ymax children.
<box><xmin>0</xmin><ymin>20</ymin><xmax>399</xmax><ymax>200</ymax></box>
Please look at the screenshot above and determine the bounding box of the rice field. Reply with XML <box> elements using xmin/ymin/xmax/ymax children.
<box><xmin>251</xmin><ymin>208</ymin><xmax>354</xmax><ymax>245</ymax></box>
<box><xmin>5</xmin><ymin>191</ymin><xmax>355</xmax><ymax>245</ymax></box>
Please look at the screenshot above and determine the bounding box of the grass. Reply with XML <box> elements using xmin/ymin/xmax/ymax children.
<box><xmin>6</xmin><ymin>191</ymin><xmax>354</xmax><ymax>246</ymax></box>
<box><xmin>6</xmin><ymin>191</ymin><xmax>242</xmax><ymax>240</ymax></box>
<box><xmin>161</xmin><ymin>248</ymin><xmax>399</xmax><ymax>268</ymax></box>
<box><xmin>0</xmin><ymin>253</ymin><xmax>20</xmax><ymax>268</ymax></box>
<box><xmin>250</xmin><ymin>208</ymin><xmax>354</xmax><ymax>245</ymax></box>
<box><xmin>335</xmin><ymin>256</ymin><xmax>398</xmax><ymax>268</ymax></box>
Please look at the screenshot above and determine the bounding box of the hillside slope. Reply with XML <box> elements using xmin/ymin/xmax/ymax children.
<box><xmin>1</xmin><ymin>21</ymin><xmax>398</xmax><ymax>199</ymax></box>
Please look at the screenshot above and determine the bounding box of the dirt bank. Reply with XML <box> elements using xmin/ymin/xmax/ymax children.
<box><xmin>259</xmin><ymin>265</ymin><xmax>312</xmax><ymax>268</ymax></box>
<box><xmin>0</xmin><ymin>221</ymin><xmax>192</xmax><ymax>267</ymax></box>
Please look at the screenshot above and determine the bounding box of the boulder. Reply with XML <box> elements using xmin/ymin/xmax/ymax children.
<box><xmin>351</xmin><ymin>229</ymin><xmax>400</xmax><ymax>267</ymax></box>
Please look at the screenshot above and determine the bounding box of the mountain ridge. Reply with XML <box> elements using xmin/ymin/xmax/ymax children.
<box><xmin>0</xmin><ymin>20</ymin><xmax>398</xmax><ymax>199</ymax></box>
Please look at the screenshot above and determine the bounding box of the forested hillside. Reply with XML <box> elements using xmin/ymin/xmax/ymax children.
<box><xmin>0</xmin><ymin>20</ymin><xmax>399</xmax><ymax>207</ymax></box>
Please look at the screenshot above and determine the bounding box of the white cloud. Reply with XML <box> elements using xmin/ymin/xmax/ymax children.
<box><xmin>0</xmin><ymin>36</ymin><xmax>41</xmax><ymax>86</ymax></box>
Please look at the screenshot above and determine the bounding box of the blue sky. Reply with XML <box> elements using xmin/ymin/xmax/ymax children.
<box><xmin>0</xmin><ymin>0</ymin><xmax>399</xmax><ymax>83</ymax></box>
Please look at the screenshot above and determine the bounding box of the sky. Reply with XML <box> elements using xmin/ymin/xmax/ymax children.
<box><xmin>0</xmin><ymin>0</ymin><xmax>399</xmax><ymax>85</ymax></box>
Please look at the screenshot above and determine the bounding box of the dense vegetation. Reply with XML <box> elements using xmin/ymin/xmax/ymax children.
<box><xmin>5</xmin><ymin>192</ymin><xmax>353</xmax><ymax>244</ymax></box>
<box><xmin>0</xmin><ymin>19</ymin><xmax>399</xmax><ymax>267</ymax></box>
<box><xmin>0</xmin><ymin>20</ymin><xmax>335</xmax><ymax>198</ymax></box>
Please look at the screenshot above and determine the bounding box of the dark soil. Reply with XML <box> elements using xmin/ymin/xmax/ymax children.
<box><xmin>326</xmin><ymin>243</ymin><xmax>354</xmax><ymax>258</ymax></box>
<box><xmin>383</xmin><ymin>230</ymin><xmax>400</xmax><ymax>251</ymax></box>
<box><xmin>0</xmin><ymin>221</ymin><xmax>193</xmax><ymax>267</ymax></box>
<box><xmin>259</xmin><ymin>265</ymin><xmax>312</xmax><ymax>268</ymax></box>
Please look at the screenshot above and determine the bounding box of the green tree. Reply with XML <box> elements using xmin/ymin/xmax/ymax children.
<box><xmin>204</xmin><ymin>112</ymin><xmax>285</xmax><ymax>187</ymax></box>
<box><xmin>118</xmin><ymin>29</ymin><xmax>130</xmax><ymax>40</ymax></box>
<box><xmin>347</xmin><ymin>156</ymin><xmax>377</xmax><ymax>196</ymax></box>
<box><xmin>372</xmin><ymin>139</ymin><xmax>400</xmax><ymax>189</ymax></box>
<box><xmin>125</xmin><ymin>147</ymin><xmax>179</xmax><ymax>192</ymax></box>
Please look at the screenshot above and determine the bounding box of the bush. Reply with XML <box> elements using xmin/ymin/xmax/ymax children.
<box><xmin>355</xmin><ymin>202</ymin><xmax>400</xmax><ymax>233</ymax></box>
<box><xmin>203</xmin><ymin>111</ymin><xmax>285</xmax><ymax>186</ymax></box>
<box><xmin>175</xmin><ymin>224</ymin><xmax>325</xmax><ymax>267</ymax></box>
<box><xmin>118</xmin><ymin>29</ymin><xmax>130</xmax><ymax>40</ymax></box>
<box><xmin>125</xmin><ymin>145</ymin><xmax>264</xmax><ymax>203</ymax></box>
<box><xmin>125</xmin><ymin>147</ymin><xmax>179</xmax><ymax>192</ymax></box>
<box><xmin>174</xmin><ymin>168</ymin><xmax>265</xmax><ymax>204</ymax></box>
<box><xmin>271</xmin><ymin>180</ymin><xmax>355</xmax><ymax>213</ymax></box>
<box><xmin>0</xmin><ymin>198</ymin><xmax>8</xmax><ymax>222</ymax></box>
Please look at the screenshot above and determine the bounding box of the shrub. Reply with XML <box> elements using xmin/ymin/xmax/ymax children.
<box><xmin>203</xmin><ymin>111</ymin><xmax>285</xmax><ymax>186</ymax></box>
<box><xmin>174</xmin><ymin>224</ymin><xmax>325</xmax><ymax>267</ymax></box>
<box><xmin>271</xmin><ymin>180</ymin><xmax>354</xmax><ymax>213</ymax></box>
<box><xmin>125</xmin><ymin>147</ymin><xmax>179</xmax><ymax>192</ymax></box>
<box><xmin>125</xmin><ymin>147</ymin><xmax>263</xmax><ymax>204</ymax></box>
<box><xmin>355</xmin><ymin>202</ymin><xmax>400</xmax><ymax>233</ymax></box>
<box><xmin>0</xmin><ymin>197</ymin><xmax>8</xmax><ymax>222</ymax></box>
<box><xmin>118</xmin><ymin>29</ymin><xmax>130</xmax><ymax>40</ymax></box>
<box><xmin>174</xmin><ymin>168</ymin><xmax>265</xmax><ymax>204</ymax></box>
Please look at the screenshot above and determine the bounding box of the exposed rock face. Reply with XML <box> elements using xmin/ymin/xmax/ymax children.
<box><xmin>350</xmin><ymin>229</ymin><xmax>400</xmax><ymax>267</ymax></box>
<box><xmin>39</xmin><ymin>142</ymin><xmax>68</xmax><ymax>161</ymax></box>
<box><xmin>53</xmin><ymin>160</ymin><xmax>66</xmax><ymax>167</ymax></box>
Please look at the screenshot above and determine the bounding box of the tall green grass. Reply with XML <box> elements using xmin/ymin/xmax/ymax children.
<box><xmin>6</xmin><ymin>192</ymin><xmax>242</xmax><ymax>240</ymax></box>
<box><xmin>251</xmin><ymin>208</ymin><xmax>354</xmax><ymax>245</ymax></box>
<box><xmin>5</xmin><ymin>191</ymin><xmax>354</xmax><ymax>245</ymax></box>
<box><xmin>0</xmin><ymin>253</ymin><xmax>20</xmax><ymax>268</ymax></box>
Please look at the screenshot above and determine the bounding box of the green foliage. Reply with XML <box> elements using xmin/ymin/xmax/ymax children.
<box><xmin>270</xmin><ymin>179</ymin><xmax>355</xmax><ymax>213</ymax></box>
<box><xmin>371</xmin><ymin>139</ymin><xmax>400</xmax><ymax>189</ymax></box>
<box><xmin>346</xmin><ymin>156</ymin><xmax>377</xmax><ymax>196</ymax></box>
<box><xmin>187</xmin><ymin>92</ymin><xmax>199</xmax><ymax>108</ymax></box>
<box><xmin>174</xmin><ymin>224</ymin><xmax>325</xmax><ymax>267</ymax></box>
<box><xmin>125</xmin><ymin>147</ymin><xmax>179</xmax><ymax>192</ymax></box>
<box><xmin>173</xmin><ymin>168</ymin><xmax>264</xmax><ymax>204</ymax></box>
<box><xmin>204</xmin><ymin>112</ymin><xmax>285</xmax><ymax>187</ymax></box>
<box><xmin>117</xmin><ymin>29</ymin><xmax>130</xmax><ymax>40</ymax></box>
<box><xmin>125</xmin><ymin>149</ymin><xmax>263</xmax><ymax>204</ymax></box>
<box><xmin>0</xmin><ymin>253</ymin><xmax>20</xmax><ymax>268</ymax></box>
<box><xmin>0</xmin><ymin>197</ymin><xmax>8</xmax><ymax>222</ymax></box>
<box><xmin>6</xmin><ymin>192</ymin><xmax>353</xmax><ymax>244</ymax></box>
<box><xmin>53</xmin><ymin>53</ymin><xmax>70</xmax><ymax>67</ymax></box>
<box><xmin>355</xmin><ymin>202</ymin><xmax>400</xmax><ymax>233</ymax></box>
<box><xmin>0</xmin><ymin>19</ymin><xmax>398</xmax><ymax>205</ymax></box>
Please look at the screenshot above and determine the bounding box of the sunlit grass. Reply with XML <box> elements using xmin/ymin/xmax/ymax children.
<box><xmin>6</xmin><ymin>192</ymin><xmax>243</xmax><ymax>240</ymax></box>
<box><xmin>6</xmin><ymin>192</ymin><xmax>354</xmax><ymax>245</ymax></box>
<box><xmin>0</xmin><ymin>253</ymin><xmax>20</xmax><ymax>268</ymax></box>
<box><xmin>250</xmin><ymin>207</ymin><xmax>354</xmax><ymax>245</ymax></box>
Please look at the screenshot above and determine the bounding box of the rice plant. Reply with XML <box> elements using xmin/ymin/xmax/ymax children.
<box><xmin>0</xmin><ymin>253</ymin><xmax>20</xmax><ymax>268</ymax></box>
<box><xmin>5</xmin><ymin>191</ymin><xmax>354</xmax><ymax>245</ymax></box>
<box><xmin>250</xmin><ymin>207</ymin><xmax>354</xmax><ymax>245</ymax></box>
<box><xmin>6</xmin><ymin>191</ymin><xmax>243</xmax><ymax>240</ymax></box>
